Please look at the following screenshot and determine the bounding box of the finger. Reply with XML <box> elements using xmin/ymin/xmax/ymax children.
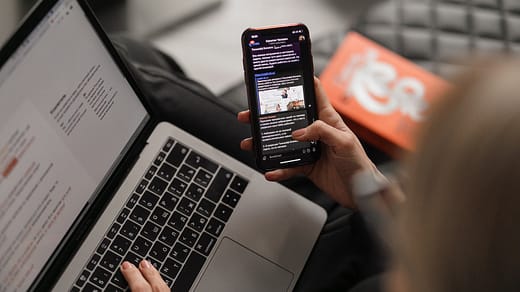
<box><xmin>139</xmin><ymin>260</ymin><xmax>170</xmax><ymax>291</ymax></box>
<box><xmin>293</xmin><ymin>120</ymin><xmax>355</xmax><ymax>151</ymax></box>
<box><xmin>237</xmin><ymin>110</ymin><xmax>251</xmax><ymax>124</ymax></box>
<box><xmin>313</xmin><ymin>77</ymin><xmax>334</xmax><ymax>113</ymax></box>
<box><xmin>240</xmin><ymin>138</ymin><xmax>253</xmax><ymax>151</ymax></box>
<box><xmin>121</xmin><ymin>261</ymin><xmax>151</xmax><ymax>292</ymax></box>
<box><xmin>313</xmin><ymin>77</ymin><xmax>347</xmax><ymax>128</ymax></box>
<box><xmin>265</xmin><ymin>166</ymin><xmax>309</xmax><ymax>181</ymax></box>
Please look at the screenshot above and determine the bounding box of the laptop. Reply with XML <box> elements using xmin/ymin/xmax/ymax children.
<box><xmin>0</xmin><ymin>0</ymin><xmax>326</xmax><ymax>291</ymax></box>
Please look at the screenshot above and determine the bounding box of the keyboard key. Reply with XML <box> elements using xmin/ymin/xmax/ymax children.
<box><xmin>222</xmin><ymin>189</ymin><xmax>241</xmax><ymax>208</ymax></box>
<box><xmin>90</xmin><ymin>267</ymin><xmax>111</xmax><ymax>288</ymax></box>
<box><xmin>106</xmin><ymin>284</ymin><xmax>125</xmax><ymax>292</ymax></box>
<box><xmin>111</xmin><ymin>270</ymin><xmax>127</xmax><ymax>289</ymax></box>
<box><xmin>158</xmin><ymin>192</ymin><xmax>178</xmax><ymax>211</ymax></box>
<box><xmin>166</xmin><ymin>143</ymin><xmax>189</xmax><ymax>167</ymax></box>
<box><xmin>116</xmin><ymin>208</ymin><xmax>130</xmax><ymax>224</ymax></box>
<box><xmin>141</xmin><ymin>221</ymin><xmax>161</xmax><ymax>242</ymax></box>
<box><xmin>153</xmin><ymin>151</ymin><xmax>166</xmax><ymax>166</ymax></box>
<box><xmin>110</xmin><ymin>235</ymin><xmax>131</xmax><ymax>256</ymax></box>
<box><xmin>107</xmin><ymin>223</ymin><xmax>120</xmax><ymax>240</ymax></box>
<box><xmin>214</xmin><ymin>204</ymin><xmax>233</xmax><ymax>222</ymax></box>
<box><xmin>168</xmin><ymin>211</ymin><xmax>188</xmax><ymax>231</ymax></box>
<box><xmin>150</xmin><ymin>206</ymin><xmax>170</xmax><ymax>226</ymax></box>
<box><xmin>163</xmin><ymin>276</ymin><xmax>174</xmax><ymax>288</ymax></box>
<box><xmin>96</xmin><ymin>238</ymin><xmax>110</xmax><ymax>255</ymax></box>
<box><xmin>126</xmin><ymin>193</ymin><xmax>140</xmax><ymax>209</ymax></box>
<box><xmin>71</xmin><ymin>286</ymin><xmax>81</xmax><ymax>292</ymax></box>
<box><xmin>177</xmin><ymin>197</ymin><xmax>196</xmax><ymax>216</ymax></box>
<box><xmin>177</xmin><ymin>165</ymin><xmax>196</xmax><ymax>182</ymax></box>
<box><xmin>130</xmin><ymin>205</ymin><xmax>150</xmax><ymax>225</ymax></box>
<box><xmin>86</xmin><ymin>254</ymin><xmax>101</xmax><ymax>271</ymax></box>
<box><xmin>168</xmin><ymin>178</ymin><xmax>187</xmax><ymax>196</ymax></box>
<box><xmin>157</xmin><ymin>163</ymin><xmax>176</xmax><ymax>182</ymax></box>
<box><xmin>194</xmin><ymin>169</ymin><xmax>213</xmax><ymax>187</ymax></box>
<box><xmin>149</xmin><ymin>241</ymin><xmax>169</xmax><ymax>262</ymax></box>
<box><xmin>100</xmin><ymin>250</ymin><xmax>122</xmax><ymax>271</ymax></box>
<box><xmin>158</xmin><ymin>226</ymin><xmax>179</xmax><ymax>246</ymax></box>
<box><xmin>163</xmin><ymin>138</ymin><xmax>175</xmax><ymax>152</ymax></box>
<box><xmin>161</xmin><ymin>258</ymin><xmax>182</xmax><ymax>280</ymax></box>
<box><xmin>172</xmin><ymin>252</ymin><xmax>206</xmax><ymax>291</ymax></box>
<box><xmin>186</xmin><ymin>183</ymin><xmax>204</xmax><ymax>202</ymax></box>
<box><xmin>179</xmin><ymin>227</ymin><xmax>200</xmax><ymax>248</ymax></box>
<box><xmin>83</xmin><ymin>283</ymin><xmax>102</xmax><ymax>292</ymax></box>
<box><xmin>171</xmin><ymin>242</ymin><xmax>190</xmax><ymax>263</ymax></box>
<box><xmin>205</xmin><ymin>168</ymin><xmax>233</xmax><ymax>203</ymax></box>
<box><xmin>135</xmin><ymin>179</ymin><xmax>148</xmax><ymax>194</ymax></box>
<box><xmin>120</xmin><ymin>220</ymin><xmax>140</xmax><ymax>240</ymax></box>
<box><xmin>144</xmin><ymin>165</ymin><xmax>157</xmax><ymax>180</ymax></box>
<box><xmin>195</xmin><ymin>233</ymin><xmax>217</xmax><ymax>256</ymax></box>
<box><xmin>185</xmin><ymin>151</ymin><xmax>218</xmax><ymax>173</ymax></box>
<box><xmin>124</xmin><ymin>251</ymin><xmax>142</xmax><ymax>267</ymax></box>
<box><xmin>230</xmin><ymin>176</ymin><xmax>248</xmax><ymax>194</ymax></box>
<box><xmin>197</xmin><ymin>199</ymin><xmax>216</xmax><ymax>217</ymax></box>
<box><xmin>76</xmin><ymin>270</ymin><xmax>90</xmax><ymax>287</ymax></box>
<box><xmin>146</xmin><ymin>256</ymin><xmax>162</xmax><ymax>271</ymax></box>
<box><xmin>149</xmin><ymin>177</ymin><xmax>168</xmax><ymax>195</ymax></box>
<box><xmin>205</xmin><ymin>218</ymin><xmax>225</xmax><ymax>237</ymax></box>
<box><xmin>131</xmin><ymin>236</ymin><xmax>153</xmax><ymax>257</ymax></box>
<box><xmin>188</xmin><ymin>213</ymin><xmax>208</xmax><ymax>232</ymax></box>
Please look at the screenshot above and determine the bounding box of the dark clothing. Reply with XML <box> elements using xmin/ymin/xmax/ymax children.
<box><xmin>112</xmin><ymin>36</ymin><xmax>386</xmax><ymax>292</ymax></box>
<box><xmin>350</xmin><ymin>275</ymin><xmax>385</xmax><ymax>292</ymax></box>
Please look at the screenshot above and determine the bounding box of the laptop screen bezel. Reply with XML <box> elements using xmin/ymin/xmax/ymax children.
<box><xmin>0</xmin><ymin>0</ymin><xmax>160</xmax><ymax>290</ymax></box>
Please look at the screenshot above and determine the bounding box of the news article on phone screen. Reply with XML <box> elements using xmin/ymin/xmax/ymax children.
<box><xmin>242</xmin><ymin>24</ymin><xmax>320</xmax><ymax>171</ymax></box>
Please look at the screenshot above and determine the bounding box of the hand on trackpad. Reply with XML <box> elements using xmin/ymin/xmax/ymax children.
<box><xmin>194</xmin><ymin>237</ymin><xmax>294</xmax><ymax>292</ymax></box>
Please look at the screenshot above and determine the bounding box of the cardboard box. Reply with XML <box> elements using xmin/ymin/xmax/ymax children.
<box><xmin>320</xmin><ymin>32</ymin><xmax>451</xmax><ymax>157</ymax></box>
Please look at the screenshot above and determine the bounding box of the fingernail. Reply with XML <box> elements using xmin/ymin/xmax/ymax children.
<box><xmin>265</xmin><ymin>173</ymin><xmax>276</xmax><ymax>181</ymax></box>
<box><xmin>292</xmin><ymin>128</ymin><xmax>306</xmax><ymax>138</ymax></box>
<box><xmin>141</xmin><ymin>260</ymin><xmax>151</xmax><ymax>269</ymax></box>
<box><xmin>121</xmin><ymin>261</ymin><xmax>133</xmax><ymax>270</ymax></box>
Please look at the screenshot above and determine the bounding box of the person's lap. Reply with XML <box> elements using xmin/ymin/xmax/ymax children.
<box><xmin>112</xmin><ymin>36</ymin><xmax>385</xmax><ymax>291</ymax></box>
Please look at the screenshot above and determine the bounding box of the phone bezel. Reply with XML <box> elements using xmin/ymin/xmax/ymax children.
<box><xmin>241</xmin><ymin>23</ymin><xmax>320</xmax><ymax>171</ymax></box>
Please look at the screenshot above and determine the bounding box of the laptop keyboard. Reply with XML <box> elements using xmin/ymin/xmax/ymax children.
<box><xmin>71</xmin><ymin>138</ymin><xmax>249</xmax><ymax>292</ymax></box>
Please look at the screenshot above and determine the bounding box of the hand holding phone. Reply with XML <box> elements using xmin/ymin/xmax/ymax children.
<box><xmin>239</xmin><ymin>77</ymin><xmax>382</xmax><ymax>208</ymax></box>
<box><xmin>241</xmin><ymin>23</ymin><xmax>320</xmax><ymax>171</ymax></box>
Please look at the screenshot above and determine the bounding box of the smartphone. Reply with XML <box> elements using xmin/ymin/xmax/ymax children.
<box><xmin>241</xmin><ymin>23</ymin><xmax>320</xmax><ymax>171</ymax></box>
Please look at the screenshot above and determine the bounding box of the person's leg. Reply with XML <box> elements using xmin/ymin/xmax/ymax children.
<box><xmin>295</xmin><ymin>211</ymin><xmax>387</xmax><ymax>292</ymax></box>
<box><xmin>111</xmin><ymin>36</ymin><xmax>386</xmax><ymax>291</ymax></box>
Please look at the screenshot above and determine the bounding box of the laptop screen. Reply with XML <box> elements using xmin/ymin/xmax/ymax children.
<box><xmin>0</xmin><ymin>0</ymin><xmax>149</xmax><ymax>289</ymax></box>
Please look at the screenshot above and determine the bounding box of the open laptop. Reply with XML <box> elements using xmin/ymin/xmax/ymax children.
<box><xmin>0</xmin><ymin>0</ymin><xmax>326</xmax><ymax>291</ymax></box>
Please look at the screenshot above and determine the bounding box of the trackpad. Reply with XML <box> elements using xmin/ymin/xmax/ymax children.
<box><xmin>194</xmin><ymin>237</ymin><xmax>293</xmax><ymax>292</ymax></box>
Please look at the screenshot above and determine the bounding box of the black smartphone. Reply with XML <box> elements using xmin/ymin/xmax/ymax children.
<box><xmin>241</xmin><ymin>23</ymin><xmax>320</xmax><ymax>171</ymax></box>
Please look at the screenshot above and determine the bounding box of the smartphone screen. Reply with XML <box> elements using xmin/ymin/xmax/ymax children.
<box><xmin>242</xmin><ymin>24</ymin><xmax>320</xmax><ymax>171</ymax></box>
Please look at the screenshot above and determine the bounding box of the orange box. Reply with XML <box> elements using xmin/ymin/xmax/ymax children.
<box><xmin>320</xmin><ymin>32</ymin><xmax>451</xmax><ymax>157</ymax></box>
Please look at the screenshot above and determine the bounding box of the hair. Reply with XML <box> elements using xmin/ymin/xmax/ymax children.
<box><xmin>396</xmin><ymin>59</ymin><xmax>520</xmax><ymax>292</ymax></box>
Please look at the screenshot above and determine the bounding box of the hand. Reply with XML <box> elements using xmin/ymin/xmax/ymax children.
<box><xmin>238</xmin><ymin>77</ymin><xmax>383</xmax><ymax>208</ymax></box>
<box><xmin>121</xmin><ymin>260</ymin><xmax>170</xmax><ymax>292</ymax></box>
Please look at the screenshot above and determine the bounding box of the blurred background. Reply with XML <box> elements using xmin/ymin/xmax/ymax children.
<box><xmin>4</xmin><ymin>0</ymin><xmax>517</xmax><ymax>162</ymax></box>
<box><xmin>0</xmin><ymin>0</ymin><xmax>375</xmax><ymax>95</ymax></box>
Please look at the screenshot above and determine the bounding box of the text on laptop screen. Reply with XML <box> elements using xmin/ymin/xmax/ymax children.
<box><xmin>0</xmin><ymin>0</ymin><xmax>148</xmax><ymax>289</ymax></box>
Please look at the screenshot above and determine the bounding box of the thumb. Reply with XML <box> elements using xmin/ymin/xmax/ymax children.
<box><xmin>293</xmin><ymin>120</ymin><xmax>356</xmax><ymax>152</ymax></box>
